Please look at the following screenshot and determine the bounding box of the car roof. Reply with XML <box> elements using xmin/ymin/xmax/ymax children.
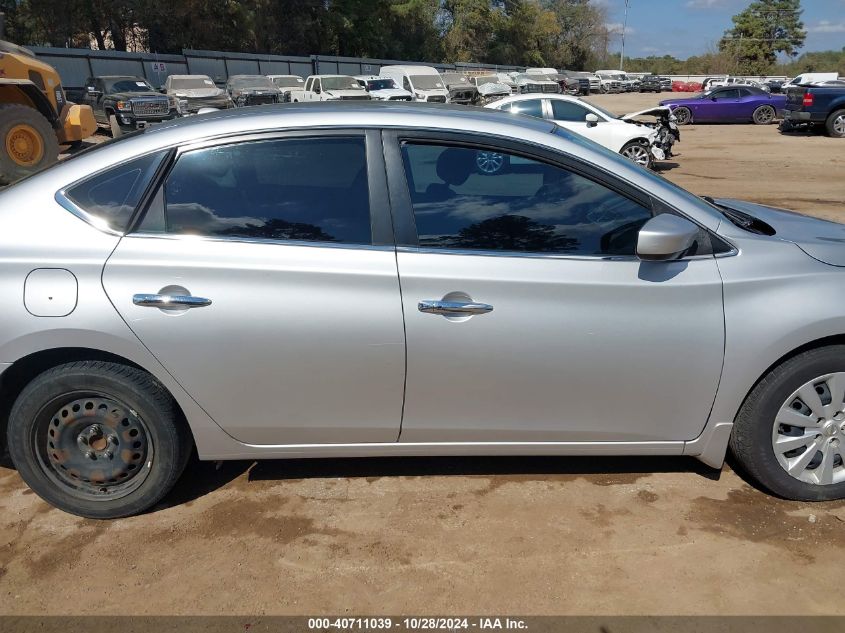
<box><xmin>168</xmin><ymin>74</ymin><xmax>212</xmax><ymax>80</ymax></box>
<box><xmin>491</xmin><ymin>94</ymin><xmax>583</xmax><ymax>104</ymax></box>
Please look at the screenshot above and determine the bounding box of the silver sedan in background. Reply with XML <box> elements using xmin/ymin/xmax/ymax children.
<box><xmin>2</xmin><ymin>103</ymin><xmax>845</xmax><ymax>518</ymax></box>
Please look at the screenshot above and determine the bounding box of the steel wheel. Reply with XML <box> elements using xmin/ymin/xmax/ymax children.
<box><xmin>673</xmin><ymin>107</ymin><xmax>691</xmax><ymax>125</ymax></box>
<box><xmin>5</xmin><ymin>123</ymin><xmax>45</xmax><ymax>166</ymax></box>
<box><xmin>753</xmin><ymin>105</ymin><xmax>775</xmax><ymax>125</ymax></box>
<box><xmin>35</xmin><ymin>394</ymin><xmax>153</xmax><ymax>501</ymax></box>
<box><xmin>772</xmin><ymin>373</ymin><xmax>845</xmax><ymax>486</ymax></box>
<box><xmin>476</xmin><ymin>151</ymin><xmax>504</xmax><ymax>175</ymax></box>
<box><xmin>620</xmin><ymin>142</ymin><xmax>652</xmax><ymax>168</ymax></box>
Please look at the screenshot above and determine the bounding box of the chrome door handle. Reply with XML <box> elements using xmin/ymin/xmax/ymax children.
<box><xmin>418</xmin><ymin>300</ymin><xmax>493</xmax><ymax>316</ymax></box>
<box><xmin>133</xmin><ymin>294</ymin><xmax>212</xmax><ymax>308</ymax></box>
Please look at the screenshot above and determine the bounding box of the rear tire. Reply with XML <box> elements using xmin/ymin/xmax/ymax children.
<box><xmin>825</xmin><ymin>109</ymin><xmax>845</xmax><ymax>138</ymax></box>
<box><xmin>752</xmin><ymin>105</ymin><xmax>776</xmax><ymax>125</ymax></box>
<box><xmin>730</xmin><ymin>346</ymin><xmax>845</xmax><ymax>501</ymax></box>
<box><xmin>7</xmin><ymin>361</ymin><xmax>192</xmax><ymax>519</ymax></box>
<box><xmin>0</xmin><ymin>104</ymin><xmax>59</xmax><ymax>185</ymax></box>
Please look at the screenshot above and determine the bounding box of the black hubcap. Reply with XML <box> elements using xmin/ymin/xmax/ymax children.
<box><xmin>39</xmin><ymin>396</ymin><xmax>152</xmax><ymax>499</ymax></box>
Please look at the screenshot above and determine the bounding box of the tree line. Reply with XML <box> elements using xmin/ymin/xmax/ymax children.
<box><xmin>0</xmin><ymin>0</ymin><xmax>836</xmax><ymax>77</ymax></box>
<box><xmin>0</xmin><ymin>0</ymin><xmax>613</xmax><ymax>70</ymax></box>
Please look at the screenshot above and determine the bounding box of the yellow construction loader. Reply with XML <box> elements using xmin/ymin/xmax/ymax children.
<box><xmin>0</xmin><ymin>40</ymin><xmax>96</xmax><ymax>184</ymax></box>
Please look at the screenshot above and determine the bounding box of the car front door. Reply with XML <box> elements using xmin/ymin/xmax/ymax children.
<box><xmin>547</xmin><ymin>99</ymin><xmax>618</xmax><ymax>150</ymax></box>
<box><xmin>707</xmin><ymin>88</ymin><xmax>742</xmax><ymax>121</ymax></box>
<box><xmin>102</xmin><ymin>130</ymin><xmax>406</xmax><ymax>445</ymax></box>
<box><xmin>85</xmin><ymin>78</ymin><xmax>107</xmax><ymax>124</ymax></box>
<box><xmin>386</xmin><ymin>132</ymin><xmax>725</xmax><ymax>444</ymax></box>
<box><xmin>735</xmin><ymin>88</ymin><xmax>762</xmax><ymax>120</ymax></box>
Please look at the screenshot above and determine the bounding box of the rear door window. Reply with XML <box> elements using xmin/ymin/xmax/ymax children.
<box><xmin>63</xmin><ymin>151</ymin><xmax>166</xmax><ymax>232</ymax></box>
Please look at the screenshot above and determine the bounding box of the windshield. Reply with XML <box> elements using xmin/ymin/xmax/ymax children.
<box><xmin>410</xmin><ymin>75</ymin><xmax>444</xmax><ymax>90</ymax></box>
<box><xmin>272</xmin><ymin>76</ymin><xmax>303</xmax><ymax>87</ymax></box>
<box><xmin>107</xmin><ymin>79</ymin><xmax>155</xmax><ymax>93</ymax></box>
<box><xmin>476</xmin><ymin>76</ymin><xmax>500</xmax><ymax>86</ymax></box>
<box><xmin>441</xmin><ymin>73</ymin><xmax>469</xmax><ymax>84</ymax></box>
<box><xmin>229</xmin><ymin>76</ymin><xmax>273</xmax><ymax>89</ymax></box>
<box><xmin>322</xmin><ymin>76</ymin><xmax>363</xmax><ymax>91</ymax></box>
<box><xmin>169</xmin><ymin>77</ymin><xmax>216</xmax><ymax>89</ymax></box>
<box><xmin>585</xmin><ymin>101</ymin><xmax>619</xmax><ymax>120</ymax></box>
<box><xmin>365</xmin><ymin>78</ymin><xmax>398</xmax><ymax>91</ymax></box>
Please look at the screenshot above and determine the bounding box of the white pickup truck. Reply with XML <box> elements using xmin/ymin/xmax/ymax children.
<box><xmin>288</xmin><ymin>75</ymin><xmax>371</xmax><ymax>102</ymax></box>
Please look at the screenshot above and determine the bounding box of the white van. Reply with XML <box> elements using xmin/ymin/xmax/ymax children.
<box><xmin>379</xmin><ymin>65</ymin><xmax>449</xmax><ymax>103</ymax></box>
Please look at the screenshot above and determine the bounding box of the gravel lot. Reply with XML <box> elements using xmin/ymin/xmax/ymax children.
<box><xmin>3</xmin><ymin>92</ymin><xmax>845</xmax><ymax>616</ymax></box>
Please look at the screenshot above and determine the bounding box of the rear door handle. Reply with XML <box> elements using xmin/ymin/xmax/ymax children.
<box><xmin>133</xmin><ymin>294</ymin><xmax>212</xmax><ymax>308</ymax></box>
<box><xmin>418</xmin><ymin>300</ymin><xmax>493</xmax><ymax>316</ymax></box>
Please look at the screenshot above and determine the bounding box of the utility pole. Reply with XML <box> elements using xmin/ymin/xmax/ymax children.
<box><xmin>620</xmin><ymin>0</ymin><xmax>630</xmax><ymax>71</ymax></box>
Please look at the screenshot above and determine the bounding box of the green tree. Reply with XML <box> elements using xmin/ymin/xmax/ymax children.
<box><xmin>719</xmin><ymin>0</ymin><xmax>806</xmax><ymax>75</ymax></box>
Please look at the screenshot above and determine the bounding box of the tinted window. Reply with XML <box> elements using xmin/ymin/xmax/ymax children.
<box><xmin>716</xmin><ymin>89</ymin><xmax>740</xmax><ymax>99</ymax></box>
<box><xmin>159</xmin><ymin>137</ymin><xmax>371</xmax><ymax>244</ymax></box>
<box><xmin>400</xmin><ymin>143</ymin><xmax>652</xmax><ymax>256</ymax></box>
<box><xmin>550</xmin><ymin>100</ymin><xmax>589</xmax><ymax>122</ymax></box>
<box><xmin>502</xmin><ymin>99</ymin><xmax>543</xmax><ymax>118</ymax></box>
<box><xmin>65</xmin><ymin>151</ymin><xmax>165</xmax><ymax>232</ymax></box>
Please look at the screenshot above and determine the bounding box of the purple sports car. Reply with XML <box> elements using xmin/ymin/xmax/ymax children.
<box><xmin>659</xmin><ymin>85</ymin><xmax>787</xmax><ymax>125</ymax></box>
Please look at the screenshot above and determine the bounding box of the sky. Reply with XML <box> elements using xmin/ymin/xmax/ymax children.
<box><xmin>597</xmin><ymin>0</ymin><xmax>845</xmax><ymax>59</ymax></box>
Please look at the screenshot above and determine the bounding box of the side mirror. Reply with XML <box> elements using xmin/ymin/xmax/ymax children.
<box><xmin>585</xmin><ymin>113</ymin><xmax>599</xmax><ymax>127</ymax></box>
<box><xmin>711</xmin><ymin>96</ymin><xmax>718</xmax><ymax>101</ymax></box>
<box><xmin>636</xmin><ymin>214</ymin><xmax>698</xmax><ymax>261</ymax></box>
<box><xmin>314</xmin><ymin>86</ymin><xmax>321</xmax><ymax>94</ymax></box>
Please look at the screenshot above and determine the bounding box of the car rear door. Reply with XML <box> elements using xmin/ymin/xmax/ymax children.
<box><xmin>385</xmin><ymin>131</ymin><xmax>725</xmax><ymax>444</ymax></box>
<box><xmin>102</xmin><ymin>130</ymin><xmax>405</xmax><ymax>446</ymax></box>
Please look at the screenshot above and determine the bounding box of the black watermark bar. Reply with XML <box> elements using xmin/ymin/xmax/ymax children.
<box><xmin>2</xmin><ymin>618</ymin><xmax>845</xmax><ymax>633</ymax></box>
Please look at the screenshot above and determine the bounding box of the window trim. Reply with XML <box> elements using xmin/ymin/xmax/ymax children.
<box><xmin>130</xmin><ymin>128</ymin><xmax>393</xmax><ymax>248</ymax></box>
<box><xmin>383</xmin><ymin>128</ymin><xmax>730</xmax><ymax>260</ymax></box>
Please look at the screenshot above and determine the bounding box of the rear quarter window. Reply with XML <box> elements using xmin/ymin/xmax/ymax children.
<box><xmin>63</xmin><ymin>151</ymin><xmax>166</xmax><ymax>232</ymax></box>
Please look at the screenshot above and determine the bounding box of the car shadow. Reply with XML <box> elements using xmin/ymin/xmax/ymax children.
<box><xmin>161</xmin><ymin>453</ymin><xmax>723</xmax><ymax>509</ymax></box>
<box><xmin>653</xmin><ymin>161</ymin><xmax>680</xmax><ymax>173</ymax></box>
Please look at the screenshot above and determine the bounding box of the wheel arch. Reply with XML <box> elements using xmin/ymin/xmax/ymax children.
<box><xmin>687</xmin><ymin>334</ymin><xmax>845</xmax><ymax>468</ymax></box>
<box><xmin>738</xmin><ymin>334</ymin><xmax>845</xmax><ymax>418</ymax></box>
<box><xmin>0</xmin><ymin>347</ymin><xmax>194</xmax><ymax>458</ymax></box>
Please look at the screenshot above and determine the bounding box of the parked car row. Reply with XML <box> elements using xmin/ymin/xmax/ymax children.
<box><xmin>82</xmin><ymin>66</ymin><xmax>681</xmax><ymax>139</ymax></box>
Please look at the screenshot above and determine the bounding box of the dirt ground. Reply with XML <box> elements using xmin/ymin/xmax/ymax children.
<box><xmin>3</xmin><ymin>92</ymin><xmax>845</xmax><ymax>616</ymax></box>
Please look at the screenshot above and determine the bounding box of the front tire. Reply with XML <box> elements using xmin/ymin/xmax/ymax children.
<box><xmin>620</xmin><ymin>141</ymin><xmax>653</xmax><ymax>169</ymax></box>
<box><xmin>108</xmin><ymin>114</ymin><xmax>124</xmax><ymax>138</ymax></box>
<box><xmin>730</xmin><ymin>346</ymin><xmax>845</xmax><ymax>501</ymax></box>
<box><xmin>752</xmin><ymin>105</ymin><xmax>776</xmax><ymax>125</ymax></box>
<box><xmin>8</xmin><ymin>361</ymin><xmax>192</xmax><ymax>518</ymax></box>
<box><xmin>673</xmin><ymin>107</ymin><xmax>692</xmax><ymax>125</ymax></box>
<box><xmin>826</xmin><ymin>109</ymin><xmax>845</xmax><ymax>138</ymax></box>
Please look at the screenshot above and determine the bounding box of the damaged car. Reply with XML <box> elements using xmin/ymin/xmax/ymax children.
<box><xmin>440</xmin><ymin>72</ymin><xmax>479</xmax><ymax>105</ymax></box>
<box><xmin>487</xmin><ymin>94</ymin><xmax>660</xmax><ymax>169</ymax></box>
<box><xmin>355</xmin><ymin>76</ymin><xmax>413</xmax><ymax>101</ymax></box>
<box><xmin>620</xmin><ymin>106</ymin><xmax>680</xmax><ymax>162</ymax></box>
<box><xmin>514</xmin><ymin>73</ymin><xmax>561</xmax><ymax>95</ymax></box>
<box><xmin>225</xmin><ymin>75</ymin><xmax>280</xmax><ymax>107</ymax></box>
<box><xmin>164</xmin><ymin>74</ymin><xmax>234</xmax><ymax>113</ymax></box>
<box><xmin>471</xmin><ymin>75</ymin><xmax>513</xmax><ymax>105</ymax></box>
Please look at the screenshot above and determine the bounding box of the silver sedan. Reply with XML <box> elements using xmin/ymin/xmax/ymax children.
<box><xmin>2</xmin><ymin>102</ymin><xmax>845</xmax><ymax>518</ymax></box>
